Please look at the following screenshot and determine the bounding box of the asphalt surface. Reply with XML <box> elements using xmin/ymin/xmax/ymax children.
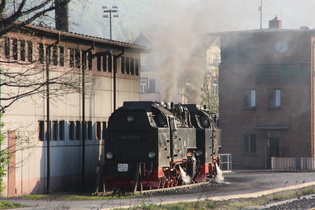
<box><xmin>5</xmin><ymin>170</ymin><xmax>315</xmax><ymax>209</ymax></box>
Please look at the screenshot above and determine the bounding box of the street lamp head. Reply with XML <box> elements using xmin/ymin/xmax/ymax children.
<box><xmin>102</xmin><ymin>6</ymin><xmax>108</xmax><ymax>9</ymax></box>
<box><xmin>103</xmin><ymin>15</ymin><xmax>109</xmax><ymax>18</ymax></box>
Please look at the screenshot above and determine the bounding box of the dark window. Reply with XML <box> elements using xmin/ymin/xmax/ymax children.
<box><xmin>59</xmin><ymin>120</ymin><xmax>65</xmax><ymax>140</ymax></box>
<box><xmin>126</xmin><ymin>58</ymin><xmax>130</xmax><ymax>74</ymax></box>
<box><xmin>52</xmin><ymin>46</ymin><xmax>58</xmax><ymax>65</ymax></box>
<box><xmin>75</xmin><ymin>49</ymin><xmax>80</xmax><ymax>68</ymax></box>
<box><xmin>103</xmin><ymin>55</ymin><xmax>107</xmax><ymax>71</ymax></box>
<box><xmin>12</xmin><ymin>38</ymin><xmax>18</xmax><ymax>60</ymax></box>
<box><xmin>45</xmin><ymin>44</ymin><xmax>51</xmax><ymax>64</ymax></box>
<box><xmin>87</xmin><ymin>121</ymin><xmax>92</xmax><ymax>140</ymax></box>
<box><xmin>96</xmin><ymin>122</ymin><xmax>101</xmax><ymax>140</ymax></box>
<box><xmin>130</xmin><ymin>59</ymin><xmax>135</xmax><ymax>75</ymax></box>
<box><xmin>108</xmin><ymin>55</ymin><xmax>112</xmax><ymax>72</ymax></box>
<box><xmin>38</xmin><ymin>43</ymin><xmax>44</xmax><ymax>64</ymax></box>
<box><xmin>268</xmin><ymin>89</ymin><xmax>281</xmax><ymax>109</ymax></box>
<box><xmin>20</xmin><ymin>40</ymin><xmax>26</xmax><ymax>61</ymax></box>
<box><xmin>69</xmin><ymin>48</ymin><xmax>74</xmax><ymax>67</ymax></box>
<box><xmin>39</xmin><ymin>121</ymin><xmax>45</xmax><ymax>141</ymax></box>
<box><xmin>4</xmin><ymin>37</ymin><xmax>10</xmax><ymax>59</ymax></box>
<box><xmin>82</xmin><ymin>51</ymin><xmax>87</xmax><ymax>70</ymax></box>
<box><xmin>244</xmin><ymin>134</ymin><xmax>256</xmax><ymax>154</ymax></box>
<box><xmin>59</xmin><ymin>46</ymin><xmax>64</xmax><ymax>66</ymax></box>
<box><xmin>52</xmin><ymin>121</ymin><xmax>58</xmax><ymax>140</ymax></box>
<box><xmin>76</xmin><ymin>121</ymin><xmax>81</xmax><ymax>140</ymax></box>
<box><xmin>244</xmin><ymin>89</ymin><xmax>256</xmax><ymax>109</ymax></box>
<box><xmin>121</xmin><ymin>57</ymin><xmax>125</xmax><ymax>74</ymax></box>
<box><xmin>135</xmin><ymin>59</ymin><xmax>139</xmax><ymax>75</ymax></box>
<box><xmin>88</xmin><ymin>51</ymin><xmax>93</xmax><ymax>70</ymax></box>
<box><xmin>97</xmin><ymin>55</ymin><xmax>101</xmax><ymax>71</ymax></box>
<box><xmin>27</xmin><ymin>41</ymin><xmax>33</xmax><ymax>62</ymax></box>
<box><xmin>69</xmin><ymin>121</ymin><xmax>75</xmax><ymax>140</ymax></box>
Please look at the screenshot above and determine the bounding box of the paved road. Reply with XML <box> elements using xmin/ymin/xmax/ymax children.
<box><xmin>5</xmin><ymin>170</ymin><xmax>315</xmax><ymax>209</ymax></box>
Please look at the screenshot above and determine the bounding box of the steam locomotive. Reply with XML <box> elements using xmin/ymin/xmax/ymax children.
<box><xmin>103</xmin><ymin>101</ymin><xmax>221</xmax><ymax>192</ymax></box>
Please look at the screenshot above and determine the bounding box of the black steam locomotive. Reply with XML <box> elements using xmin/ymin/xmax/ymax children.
<box><xmin>103</xmin><ymin>101</ymin><xmax>221</xmax><ymax>192</ymax></box>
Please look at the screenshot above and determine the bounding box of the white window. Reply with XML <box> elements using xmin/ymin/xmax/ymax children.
<box><xmin>140</xmin><ymin>78</ymin><xmax>148</xmax><ymax>93</ymax></box>
<box><xmin>268</xmin><ymin>89</ymin><xmax>281</xmax><ymax>108</ymax></box>
<box><xmin>140</xmin><ymin>53</ymin><xmax>146</xmax><ymax>66</ymax></box>
<box><xmin>244</xmin><ymin>89</ymin><xmax>256</xmax><ymax>109</ymax></box>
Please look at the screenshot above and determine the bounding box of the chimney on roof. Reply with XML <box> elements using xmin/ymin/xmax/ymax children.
<box><xmin>269</xmin><ymin>16</ymin><xmax>282</xmax><ymax>29</ymax></box>
<box><xmin>55</xmin><ymin>0</ymin><xmax>70</xmax><ymax>32</ymax></box>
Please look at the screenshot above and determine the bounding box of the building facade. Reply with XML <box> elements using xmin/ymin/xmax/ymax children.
<box><xmin>0</xmin><ymin>24</ymin><xmax>146</xmax><ymax>196</ymax></box>
<box><xmin>219</xmin><ymin>18</ymin><xmax>315</xmax><ymax>169</ymax></box>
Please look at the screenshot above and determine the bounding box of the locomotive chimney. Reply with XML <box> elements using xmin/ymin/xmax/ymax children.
<box><xmin>55</xmin><ymin>0</ymin><xmax>70</xmax><ymax>32</ymax></box>
<box><xmin>269</xmin><ymin>15</ymin><xmax>282</xmax><ymax>29</ymax></box>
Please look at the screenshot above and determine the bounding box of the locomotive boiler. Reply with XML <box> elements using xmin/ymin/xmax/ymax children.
<box><xmin>103</xmin><ymin>101</ymin><xmax>221</xmax><ymax>192</ymax></box>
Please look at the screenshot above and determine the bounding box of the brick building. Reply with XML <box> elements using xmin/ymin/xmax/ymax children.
<box><xmin>219</xmin><ymin>17</ymin><xmax>315</xmax><ymax>169</ymax></box>
<box><xmin>0</xmin><ymin>24</ymin><xmax>147</xmax><ymax>196</ymax></box>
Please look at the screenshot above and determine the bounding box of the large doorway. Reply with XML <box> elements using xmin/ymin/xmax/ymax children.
<box><xmin>266</xmin><ymin>137</ymin><xmax>280</xmax><ymax>169</ymax></box>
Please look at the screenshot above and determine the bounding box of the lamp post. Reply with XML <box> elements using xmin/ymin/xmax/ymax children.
<box><xmin>102</xmin><ymin>5</ymin><xmax>119</xmax><ymax>40</ymax></box>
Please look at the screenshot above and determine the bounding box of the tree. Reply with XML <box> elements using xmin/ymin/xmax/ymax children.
<box><xmin>200</xmin><ymin>71</ymin><xmax>219</xmax><ymax>114</ymax></box>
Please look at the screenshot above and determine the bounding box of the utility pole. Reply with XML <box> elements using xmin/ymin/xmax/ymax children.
<box><xmin>102</xmin><ymin>6</ymin><xmax>119</xmax><ymax>40</ymax></box>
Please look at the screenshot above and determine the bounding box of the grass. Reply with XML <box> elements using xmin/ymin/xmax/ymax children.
<box><xmin>0</xmin><ymin>200</ymin><xmax>25</xmax><ymax>209</ymax></box>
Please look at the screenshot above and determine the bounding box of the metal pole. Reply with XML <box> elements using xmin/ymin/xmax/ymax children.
<box><xmin>109</xmin><ymin>10</ymin><xmax>112</xmax><ymax>40</ymax></box>
<box><xmin>82</xmin><ymin>55</ymin><xmax>86</xmax><ymax>191</ymax></box>
<box><xmin>45</xmin><ymin>47</ymin><xmax>50</xmax><ymax>194</ymax></box>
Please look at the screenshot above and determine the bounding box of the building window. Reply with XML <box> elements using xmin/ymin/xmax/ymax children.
<box><xmin>268</xmin><ymin>89</ymin><xmax>281</xmax><ymax>109</ymax></box>
<box><xmin>88</xmin><ymin>51</ymin><xmax>93</xmax><ymax>70</ymax></box>
<box><xmin>59</xmin><ymin>46</ymin><xmax>64</xmax><ymax>66</ymax></box>
<box><xmin>126</xmin><ymin>58</ymin><xmax>130</xmax><ymax>74</ymax></box>
<box><xmin>102</xmin><ymin>122</ymin><xmax>107</xmax><ymax>140</ymax></box>
<box><xmin>102</xmin><ymin>55</ymin><xmax>107</xmax><ymax>72</ymax></box>
<box><xmin>244</xmin><ymin>89</ymin><xmax>256</xmax><ymax>109</ymax></box>
<box><xmin>52</xmin><ymin>121</ymin><xmax>58</xmax><ymax>140</ymax></box>
<box><xmin>4</xmin><ymin>37</ymin><xmax>10</xmax><ymax>59</ymax></box>
<box><xmin>135</xmin><ymin>59</ymin><xmax>139</xmax><ymax>75</ymax></box>
<box><xmin>140</xmin><ymin>78</ymin><xmax>148</xmax><ymax>93</ymax></box>
<box><xmin>69</xmin><ymin>121</ymin><xmax>75</xmax><ymax>140</ymax></box>
<box><xmin>69</xmin><ymin>48</ymin><xmax>74</xmax><ymax>67</ymax></box>
<box><xmin>12</xmin><ymin>38</ymin><xmax>18</xmax><ymax>60</ymax></box>
<box><xmin>75</xmin><ymin>121</ymin><xmax>81</xmax><ymax>140</ymax></box>
<box><xmin>27</xmin><ymin>41</ymin><xmax>33</xmax><ymax>62</ymax></box>
<box><xmin>130</xmin><ymin>58</ymin><xmax>135</xmax><ymax>75</ymax></box>
<box><xmin>140</xmin><ymin>53</ymin><xmax>146</xmax><ymax>66</ymax></box>
<box><xmin>87</xmin><ymin>121</ymin><xmax>92</xmax><ymax>140</ymax></box>
<box><xmin>59</xmin><ymin>120</ymin><xmax>65</xmax><ymax>140</ymax></box>
<box><xmin>75</xmin><ymin>49</ymin><xmax>80</xmax><ymax>69</ymax></box>
<box><xmin>20</xmin><ymin>40</ymin><xmax>26</xmax><ymax>61</ymax></box>
<box><xmin>96</xmin><ymin>122</ymin><xmax>101</xmax><ymax>140</ymax></box>
<box><xmin>38</xmin><ymin>43</ymin><xmax>44</xmax><ymax>64</ymax></box>
<box><xmin>108</xmin><ymin>55</ymin><xmax>112</xmax><ymax>72</ymax></box>
<box><xmin>52</xmin><ymin>45</ymin><xmax>58</xmax><ymax>65</ymax></box>
<box><xmin>244</xmin><ymin>134</ymin><xmax>256</xmax><ymax>154</ymax></box>
<box><xmin>39</xmin><ymin>121</ymin><xmax>45</xmax><ymax>141</ymax></box>
<box><xmin>121</xmin><ymin>57</ymin><xmax>125</xmax><ymax>74</ymax></box>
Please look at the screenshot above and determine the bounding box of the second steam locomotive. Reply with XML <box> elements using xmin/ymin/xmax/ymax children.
<box><xmin>103</xmin><ymin>101</ymin><xmax>221</xmax><ymax>192</ymax></box>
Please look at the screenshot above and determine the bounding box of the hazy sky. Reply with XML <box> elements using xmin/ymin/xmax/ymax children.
<box><xmin>70</xmin><ymin>0</ymin><xmax>315</xmax><ymax>39</ymax></box>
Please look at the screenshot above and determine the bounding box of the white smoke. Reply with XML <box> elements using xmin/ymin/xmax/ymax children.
<box><xmin>179</xmin><ymin>165</ymin><xmax>191</xmax><ymax>184</ymax></box>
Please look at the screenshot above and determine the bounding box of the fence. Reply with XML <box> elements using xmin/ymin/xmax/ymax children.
<box><xmin>271</xmin><ymin>157</ymin><xmax>315</xmax><ymax>171</ymax></box>
<box><xmin>219</xmin><ymin>153</ymin><xmax>232</xmax><ymax>171</ymax></box>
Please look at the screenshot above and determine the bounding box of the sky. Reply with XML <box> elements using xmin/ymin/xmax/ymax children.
<box><xmin>70</xmin><ymin>0</ymin><xmax>315</xmax><ymax>40</ymax></box>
